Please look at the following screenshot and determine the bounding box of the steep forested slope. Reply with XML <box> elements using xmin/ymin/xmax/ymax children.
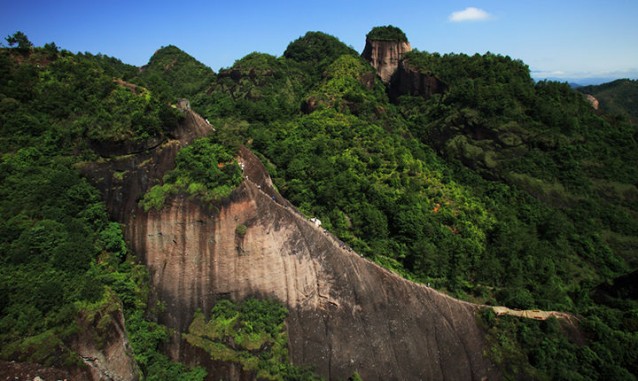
<box><xmin>139</xmin><ymin>30</ymin><xmax>637</xmax><ymax>379</ymax></box>
<box><xmin>579</xmin><ymin>79</ymin><xmax>638</xmax><ymax>124</ymax></box>
<box><xmin>0</xmin><ymin>43</ymin><xmax>207</xmax><ymax>379</ymax></box>
<box><xmin>1</xmin><ymin>28</ymin><xmax>637</xmax><ymax>380</ymax></box>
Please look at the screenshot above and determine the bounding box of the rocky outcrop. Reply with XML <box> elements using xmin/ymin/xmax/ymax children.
<box><xmin>585</xmin><ymin>94</ymin><xmax>599</xmax><ymax>110</ymax></box>
<box><xmin>77</xmin><ymin>109</ymin><xmax>213</xmax><ymax>381</ymax></box>
<box><xmin>389</xmin><ymin>59</ymin><xmax>447</xmax><ymax>102</ymax></box>
<box><xmin>86</xmin><ymin>111</ymin><xmax>499</xmax><ymax>380</ymax></box>
<box><xmin>362</xmin><ymin>36</ymin><xmax>445</xmax><ymax>103</ymax></box>
<box><xmin>127</xmin><ymin>167</ymin><xmax>498</xmax><ymax>380</ymax></box>
<box><xmin>362</xmin><ymin>39</ymin><xmax>411</xmax><ymax>84</ymax></box>
<box><xmin>74</xmin><ymin>308</ymin><xmax>140</xmax><ymax>381</ymax></box>
<box><xmin>83</xmin><ymin>109</ymin><xmax>213</xmax><ymax>223</ymax></box>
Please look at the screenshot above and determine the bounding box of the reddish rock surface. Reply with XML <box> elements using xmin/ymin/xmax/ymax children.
<box><xmin>362</xmin><ymin>39</ymin><xmax>411</xmax><ymax>84</ymax></box>
<box><xmin>86</xmin><ymin>111</ymin><xmax>500</xmax><ymax>380</ymax></box>
<box><xmin>585</xmin><ymin>94</ymin><xmax>600</xmax><ymax>110</ymax></box>
<box><xmin>362</xmin><ymin>38</ymin><xmax>445</xmax><ymax>103</ymax></box>
<box><xmin>73</xmin><ymin>308</ymin><xmax>140</xmax><ymax>381</ymax></box>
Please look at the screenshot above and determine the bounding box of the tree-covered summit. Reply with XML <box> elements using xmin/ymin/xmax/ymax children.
<box><xmin>0</xmin><ymin>38</ymin><xmax>206</xmax><ymax>379</ymax></box>
<box><xmin>366</xmin><ymin>25</ymin><xmax>408</xmax><ymax>42</ymax></box>
<box><xmin>284</xmin><ymin>31</ymin><xmax>357</xmax><ymax>63</ymax></box>
<box><xmin>136</xmin><ymin>45</ymin><xmax>215</xmax><ymax>103</ymax></box>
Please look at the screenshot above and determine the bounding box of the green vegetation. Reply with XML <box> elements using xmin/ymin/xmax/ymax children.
<box><xmin>480</xmin><ymin>303</ymin><xmax>638</xmax><ymax>380</ymax></box>
<box><xmin>0</xmin><ymin>40</ymin><xmax>204</xmax><ymax>378</ymax></box>
<box><xmin>2</xmin><ymin>28</ymin><xmax>638</xmax><ymax>379</ymax></box>
<box><xmin>140</xmin><ymin>137</ymin><xmax>243</xmax><ymax>211</ymax></box>
<box><xmin>184</xmin><ymin>298</ymin><xmax>319</xmax><ymax>380</ymax></box>
<box><xmin>5</xmin><ymin>31</ymin><xmax>33</xmax><ymax>53</ymax></box>
<box><xmin>199</xmin><ymin>52</ymin><xmax>307</xmax><ymax>123</ymax></box>
<box><xmin>157</xmin><ymin>31</ymin><xmax>633</xmax><ymax>379</ymax></box>
<box><xmin>366</xmin><ymin>25</ymin><xmax>408</xmax><ymax>42</ymax></box>
<box><xmin>284</xmin><ymin>31</ymin><xmax>358</xmax><ymax>80</ymax></box>
<box><xmin>235</xmin><ymin>224</ymin><xmax>248</xmax><ymax>237</ymax></box>
<box><xmin>579</xmin><ymin>79</ymin><xmax>638</xmax><ymax>124</ymax></box>
<box><xmin>135</xmin><ymin>45</ymin><xmax>215</xmax><ymax>104</ymax></box>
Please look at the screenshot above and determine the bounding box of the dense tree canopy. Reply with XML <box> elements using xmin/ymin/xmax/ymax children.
<box><xmin>1</xmin><ymin>30</ymin><xmax>637</xmax><ymax>380</ymax></box>
<box><xmin>579</xmin><ymin>79</ymin><xmax>638</xmax><ymax>124</ymax></box>
<box><xmin>0</xmin><ymin>41</ymin><xmax>205</xmax><ymax>379</ymax></box>
<box><xmin>366</xmin><ymin>25</ymin><xmax>408</xmax><ymax>42</ymax></box>
<box><xmin>176</xmin><ymin>33</ymin><xmax>636</xmax><ymax>379</ymax></box>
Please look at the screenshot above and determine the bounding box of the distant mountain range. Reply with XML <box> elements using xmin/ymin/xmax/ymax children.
<box><xmin>532</xmin><ymin>72</ymin><xmax>638</xmax><ymax>87</ymax></box>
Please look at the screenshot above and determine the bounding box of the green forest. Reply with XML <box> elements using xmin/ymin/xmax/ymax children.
<box><xmin>1</xmin><ymin>27</ymin><xmax>637</xmax><ymax>380</ymax></box>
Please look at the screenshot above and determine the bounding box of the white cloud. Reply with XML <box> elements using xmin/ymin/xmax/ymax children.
<box><xmin>449</xmin><ymin>7</ymin><xmax>492</xmax><ymax>22</ymax></box>
<box><xmin>531</xmin><ymin>70</ymin><xmax>566</xmax><ymax>78</ymax></box>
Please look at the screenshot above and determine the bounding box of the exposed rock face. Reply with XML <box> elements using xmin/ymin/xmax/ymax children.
<box><xmin>127</xmin><ymin>171</ymin><xmax>497</xmax><ymax>380</ymax></box>
<box><xmin>83</xmin><ymin>109</ymin><xmax>213</xmax><ymax>223</ymax></box>
<box><xmin>389</xmin><ymin>59</ymin><xmax>447</xmax><ymax>102</ymax></box>
<box><xmin>585</xmin><ymin>94</ymin><xmax>599</xmax><ymax>110</ymax></box>
<box><xmin>362</xmin><ymin>38</ymin><xmax>445</xmax><ymax>103</ymax></box>
<box><xmin>362</xmin><ymin>39</ymin><xmax>411</xmax><ymax>84</ymax></box>
<box><xmin>74</xmin><ymin>308</ymin><xmax>140</xmax><ymax>381</ymax></box>
<box><xmin>78</xmin><ymin>109</ymin><xmax>213</xmax><ymax>381</ymax></box>
<box><xmin>86</xmin><ymin>112</ymin><xmax>500</xmax><ymax>380</ymax></box>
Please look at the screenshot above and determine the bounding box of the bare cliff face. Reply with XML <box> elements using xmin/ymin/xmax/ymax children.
<box><xmin>388</xmin><ymin>59</ymin><xmax>447</xmax><ymax>102</ymax></box>
<box><xmin>86</xmin><ymin>112</ymin><xmax>500</xmax><ymax>380</ymax></box>
<box><xmin>362</xmin><ymin>38</ymin><xmax>445</xmax><ymax>103</ymax></box>
<box><xmin>362</xmin><ymin>39</ymin><xmax>411</xmax><ymax>84</ymax></box>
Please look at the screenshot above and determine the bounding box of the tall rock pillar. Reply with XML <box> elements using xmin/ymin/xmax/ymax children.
<box><xmin>361</xmin><ymin>26</ymin><xmax>412</xmax><ymax>83</ymax></box>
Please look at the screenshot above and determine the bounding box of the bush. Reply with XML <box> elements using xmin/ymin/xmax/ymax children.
<box><xmin>366</xmin><ymin>25</ymin><xmax>408</xmax><ymax>42</ymax></box>
<box><xmin>140</xmin><ymin>138</ymin><xmax>243</xmax><ymax>210</ymax></box>
<box><xmin>184</xmin><ymin>298</ymin><xmax>319</xmax><ymax>380</ymax></box>
<box><xmin>235</xmin><ymin>224</ymin><xmax>247</xmax><ymax>238</ymax></box>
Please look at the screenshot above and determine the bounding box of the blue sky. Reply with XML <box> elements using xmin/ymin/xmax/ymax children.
<box><xmin>2</xmin><ymin>0</ymin><xmax>637</xmax><ymax>83</ymax></box>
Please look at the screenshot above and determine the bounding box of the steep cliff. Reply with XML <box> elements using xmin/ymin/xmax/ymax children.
<box><xmin>83</xmin><ymin>108</ymin><xmax>213</xmax><ymax>223</ymax></box>
<box><xmin>362</xmin><ymin>39</ymin><xmax>411</xmax><ymax>84</ymax></box>
<box><xmin>86</xmin><ymin>111</ymin><xmax>499</xmax><ymax>380</ymax></box>
<box><xmin>388</xmin><ymin>59</ymin><xmax>447</xmax><ymax>101</ymax></box>
<box><xmin>74</xmin><ymin>307</ymin><xmax>140</xmax><ymax>381</ymax></box>
<box><xmin>362</xmin><ymin>28</ymin><xmax>445</xmax><ymax>102</ymax></box>
<box><xmin>131</xmin><ymin>178</ymin><xmax>497</xmax><ymax>380</ymax></box>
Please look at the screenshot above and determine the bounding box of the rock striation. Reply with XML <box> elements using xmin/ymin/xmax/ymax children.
<box><xmin>86</xmin><ymin>110</ymin><xmax>500</xmax><ymax>380</ymax></box>
<box><xmin>362</xmin><ymin>30</ymin><xmax>446</xmax><ymax>103</ymax></box>
<box><xmin>362</xmin><ymin>39</ymin><xmax>411</xmax><ymax>84</ymax></box>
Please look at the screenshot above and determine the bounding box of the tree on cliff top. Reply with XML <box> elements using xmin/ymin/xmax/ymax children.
<box><xmin>5</xmin><ymin>31</ymin><xmax>33</xmax><ymax>53</ymax></box>
<box><xmin>366</xmin><ymin>25</ymin><xmax>408</xmax><ymax>42</ymax></box>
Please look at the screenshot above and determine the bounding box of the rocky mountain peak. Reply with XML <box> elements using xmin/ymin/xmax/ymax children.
<box><xmin>362</xmin><ymin>26</ymin><xmax>412</xmax><ymax>83</ymax></box>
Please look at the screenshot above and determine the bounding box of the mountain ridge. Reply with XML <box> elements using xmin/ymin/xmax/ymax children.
<box><xmin>1</xmin><ymin>27</ymin><xmax>637</xmax><ymax>380</ymax></box>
